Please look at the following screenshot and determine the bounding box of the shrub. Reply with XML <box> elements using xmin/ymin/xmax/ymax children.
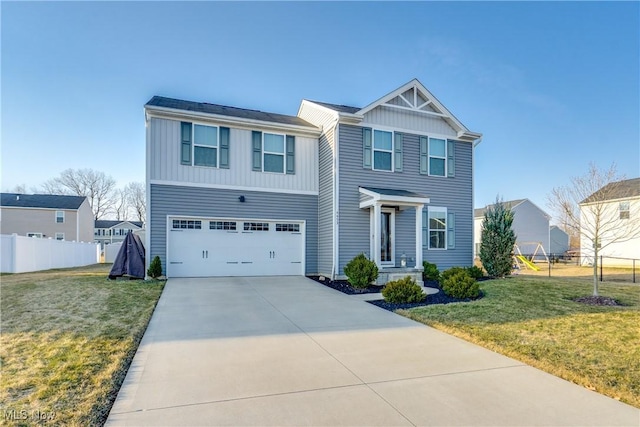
<box><xmin>479</xmin><ymin>197</ymin><xmax>516</xmax><ymax>277</ymax></box>
<box><xmin>422</xmin><ymin>261</ymin><xmax>440</xmax><ymax>282</ymax></box>
<box><xmin>440</xmin><ymin>268</ymin><xmax>480</xmax><ymax>299</ymax></box>
<box><xmin>466</xmin><ymin>265</ymin><xmax>485</xmax><ymax>280</ymax></box>
<box><xmin>147</xmin><ymin>256</ymin><xmax>163</xmax><ymax>279</ymax></box>
<box><xmin>382</xmin><ymin>276</ymin><xmax>425</xmax><ymax>304</ymax></box>
<box><xmin>343</xmin><ymin>253</ymin><xmax>379</xmax><ymax>289</ymax></box>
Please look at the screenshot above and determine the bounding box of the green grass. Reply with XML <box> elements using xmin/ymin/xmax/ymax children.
<box><xmin>0</xmin><ymin>264</ymin><xmax>165</xmax><ymax>426</ymax></box>
<box><xmin>400</xmin><ymin>276</ymin><xmax>640</xmax><ymax>408</ymax></box>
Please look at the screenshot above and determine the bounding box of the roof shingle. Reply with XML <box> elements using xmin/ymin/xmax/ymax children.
<box><xmin>1</xmin><ymin>193</ymin><xmax>87</xmax><ymax>210</ymax></box>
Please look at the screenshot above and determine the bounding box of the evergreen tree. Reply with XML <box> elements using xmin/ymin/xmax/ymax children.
<box><xmin>479</xmin><ymin>198</ymin><xmax>516</xmax><ymax>277</ymax></box>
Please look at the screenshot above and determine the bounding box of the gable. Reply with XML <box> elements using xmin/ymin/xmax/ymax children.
<box><xmin>357</xmin><ymin>79</ymin><xmax>481</xmax><ymax>142</ymax></box>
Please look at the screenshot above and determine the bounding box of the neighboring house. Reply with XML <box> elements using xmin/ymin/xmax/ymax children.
<box><xmin>145</xmin><ymin>79</ymin><xmax>481</xmax><ymax>279</ymax></box>
<box><xmin>549</xmin><ymin>225</ymin><xmax>570</xmax><ymax>255</ymax></box>
<box><xmin>474</xmin><ymin>199</ymin><xmax>551</xmax><ymax>259</ymax></box>
<box><xmin>0</xmin><ymin>193</ymin><xmax>94</xmax><ymax>242</ymax></box>
<box><xmin>94</xmin><ymin>220</ymin><xmax>144</xmax><ymax>248</ymax></box>
<box><xmin>579</xmin><ymin>177</ymin><xmax>640</xmax><ymax>267</ymax></box>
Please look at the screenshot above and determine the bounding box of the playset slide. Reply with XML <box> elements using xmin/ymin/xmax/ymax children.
<box><xmin>516</xmin><ymin>255</ymin><xmax>540</xmax><ymax>271</ymax></box>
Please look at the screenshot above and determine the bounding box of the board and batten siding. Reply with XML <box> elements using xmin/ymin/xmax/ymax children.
<box><xmin>337</xmin><ymin>124</ymin><xmax>473</xmax><ymax>274</ymax></box>
<box><xmin>362</xmin><ymin>107</ymin><xmax>458</xmax><ymax>137</ymax></box>
<box><xmin>149</xmin><ymin>118</ymin><xmax>318</xmax><ymax>194</ymax></box>
<box><xmin>298</xmin><ymin>101</ymin><xmax>340</xmax><ymax>277</ymax></box>
<box><xmin>150</xmin><ymin>184</ymin><xmax>318</xmax><ymax>275</ymax></box>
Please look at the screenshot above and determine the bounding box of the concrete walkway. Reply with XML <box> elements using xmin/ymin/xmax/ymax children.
<box><xmin>107</xmin><ymin>276</ymin><xmax>639</xmax><ymax>426</ymax></box>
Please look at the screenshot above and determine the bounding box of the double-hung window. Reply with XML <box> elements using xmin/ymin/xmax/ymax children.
<box><xmin>373</xmin><ymin>130</ymin><xmax>393</xmax><ymax>171</ymax></box>
<box><xmin>423</xmin><ymin>207</ymin><xmax>455</xmax><ymax>250</ymax></box>
<box><xmin>252</xmin><ymin>131</ymin><xmax>295</xmax><ymax>174</ymax></box>
<box><xmin>363</xmin><ymin>128</ymin><xmax>403</xmax><ymax>172</ymax></box>
<box><xmin>420</xmin><ymin>137</ymin><xmax>455</xmax><ymax>177</ymax></box>
<box><xmin>620</xmin><ymin>201</ymin><xmax>630</xmax><ymax>219</ymax></box>
<box><xmin>180</xmin><ymin>122</ymin><xmax>230</xmax><ymax>168</ymax></box>
<box><xmin>55</xmin><ymin>211</ymin><xmax>64</xmax><ymax>223</ymax></box>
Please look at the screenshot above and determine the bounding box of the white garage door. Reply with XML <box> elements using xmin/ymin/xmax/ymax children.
<box><xmin>167</xmin><ymin>217</ymin><xmax>304</xmax><ymax>277</ymax></box>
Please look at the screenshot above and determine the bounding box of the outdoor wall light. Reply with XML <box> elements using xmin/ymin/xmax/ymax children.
<box><xmin>239</xmin><ymin>196</ymin><xmax>246</xmax><ymax>203</ymax></box>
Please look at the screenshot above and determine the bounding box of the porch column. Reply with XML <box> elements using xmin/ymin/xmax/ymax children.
<box><xmin>373</xmin><ymin>202</ymin><xmax>381</xmax><ymax>267</ymax></box>
<box><xmin>415</xmin><ymin>205</ymin><xmax>424</xmax><ymax>268</ymax></box>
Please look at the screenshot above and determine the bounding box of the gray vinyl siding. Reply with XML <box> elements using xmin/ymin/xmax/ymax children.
<box><xmin>317</xmin><ymin>126</ymin><xmax>335</xmax><ymax>277</ymax></box>
<box><xmin>150</xmin><ymin>184</ymin><xmax>318</xmax><ymax>275</ymax></box>
<box><xmin>149</xmin><ymin>118</ymin><xmax>318</xmax><ymax>194</ymax></box>
<box><xmin>512</xmin><ymin>201</ymin><xmax>551</xmax><ymax>255</ymax></box>
<box><xmin>337</xmin><ymin>124</ymin><xmax>473</xmax><ymax>274</ymax></box>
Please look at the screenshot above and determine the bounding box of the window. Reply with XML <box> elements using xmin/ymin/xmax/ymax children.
<box><xmin>55</xmin><ymin>233</ymin><xmax>65</xmax><ymax>241</ymax></box>
<box><xmin>420</xmin><ymin>137</ymin><xmax>455</xmax><ymax>177</ymax></box>
<box><xmin>194</xmin><ymin>124</ymin><xmax>218</xmax><ymax>167</ymax></box>
<box><xmin>56</xmin><ymin>211</ymin><xmax>64</xmax><ymax>223</ymax></box>
<box><xmin>27</xmin><ymin>232</ymin><xmax>43</xmax><ymax>238</ymax></box>
<box><xmin>363</xmin><ymin>129</ymin><xmax>403</xmax><ymax>172</ymax></box>
<box><xmin>263</xmin><ymin>133</ymin><xmax>285</xmax><ymax>173</ymax></box>
<box><xmin>252</xmin><ymin>131</ymin><xmax>295</xmax><ymax>174</ymax></box>
<box><xmin>429</xmin><ymin>138</ymin><xmax>446</xmax><ymax>176</ymax></box>
<box><xmin>172</xmin><ymin>219</ymin><xmax>202</xmax><ymax>229</ymax></box>
<box><xmin>423</xmin><ymin>207</ymin><xmax>452</xmax><ymax>250</ymax></box>
<box><xmin>620</xmin><ymin>202</ymin><xmax>630</xmax><ymax>219</ymax></box>
<box><xmin>180</xmin><ymin>122</ymin><xmax>229</xmax><ymax>168</ymax></box>
<box><xmin>373</xmin><ymin>130</ymin><xmax>393</xmax><ymax>171</ymax></box>
<box><xmin>210</xmin><ymin>221</ymin><xmax>237</xmax><ymax>230</ymax></box>
<box><xmin>244</xmin><ymin>222</ymin><xmax>269</xmax><ymax>231</ymax></box>
<box><xmin>276</xmin><ymin>223</ymin><xmax>300</xmax><ymax>232</ymax></box>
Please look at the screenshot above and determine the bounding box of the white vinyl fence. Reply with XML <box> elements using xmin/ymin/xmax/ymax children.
<box><xmin>104</xmin><ymin>242</ymin><xmax>123</xmax><ymax>263</ymax></box>
<box><xmin>1</xmin><ymin>234</ymin><xmax>100</xmax><ymax>273</ymax></box>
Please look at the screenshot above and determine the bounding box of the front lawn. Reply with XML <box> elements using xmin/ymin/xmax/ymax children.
<box><xmin>400</xmin><ymin>276</ymin><xmax>640</xmax><ymax>408</ymax></box>
<box><xmin>0</xmin><ymin>264</ymin><xmax>165</xmax><ymax>426</ymax></box>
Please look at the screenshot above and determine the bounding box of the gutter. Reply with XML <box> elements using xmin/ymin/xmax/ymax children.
<box><xmin>332</xmin><ymin>117</ymin><xmax>340</xmax><ymax>280</ymax></box>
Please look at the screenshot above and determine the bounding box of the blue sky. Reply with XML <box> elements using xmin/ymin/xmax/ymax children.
<box><xmin>2</xmin><ymin>1</ymin><xmax>639</xmax><ymax>221</ymax></box>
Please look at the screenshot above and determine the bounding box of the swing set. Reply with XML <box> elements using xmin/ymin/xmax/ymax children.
<box><xmin>513</xmin><ymin>242</ymin><xmax>549</xmax><ymax>271</ymax></box>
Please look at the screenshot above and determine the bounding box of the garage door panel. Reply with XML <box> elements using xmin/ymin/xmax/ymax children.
<box><xmin>167</xmin><ymin>218</ymin><xmax>304</xmax><ymax>277</ymax></box>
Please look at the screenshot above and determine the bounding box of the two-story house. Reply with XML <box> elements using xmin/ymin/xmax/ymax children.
<box><xmin>145</xmin><ymin>79</ymin><xmax>481</xmax><ymax>280</ymax></box>
<box><xmin>0</xmin><ymin>193</ymin><xmax>94</xmax><ymax>242</ymax></box>
<box><xmin>580</xmin><ymin>177</ymin><xmax>640</xmax><ymax>267</ymax></box>
<box><xmin>94</xmin><ymin>220</ymin><xmax>144</xmax><ymax>248</ymax></box>
<box><xmin>474</xmin><ymin>198</ymin><xmax>552</xmax><ymax>259</ymax></box>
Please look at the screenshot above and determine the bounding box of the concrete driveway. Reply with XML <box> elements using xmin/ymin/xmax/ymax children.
<box><xmin>107</xmin><ymin>276</ymin><xmax>639</xmax><ymax>426</ymax></box>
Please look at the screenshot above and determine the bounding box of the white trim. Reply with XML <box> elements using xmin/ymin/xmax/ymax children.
<box><xmin>380</xmin><ymin>207</ymin><xmax>395</xmax><ymax>267</ymax></box>
<box><xmin>381</xmin><ymin>102</ymin><xmax>448</xmax><ymax>118</ymax></box>
<box><xmin>372</xmin><ymin>129</ymin><xmax>394</xmax><ymax>172</ymax></box>
<box><xmin>427</xmin><ymin>206</ymin><xmax>448</xmax><ymax>250</ymax></box>
<box><xmin>333</xmin><ymin>119</ymin><xmax>340</xmax><ymax>280</ymax></box>
<box><xmin>0</xmin><ymin>206</ymin><xmax>78</xmax><ymax>212</ymax></box>
<box><xmin>192</xmin><ymin>123</ymin><xmax>220</xmax><ymax>168</ymax></box>
<box><xmin>358</xmin><ymin>122</ymin><xmax>458</xmax><ymax>143</ymax></box>
<box><xmin>428</xmin><ymin>137</ymin><xmax>447</xmax><ymax>177</ymax></box>
<box><xmin>145</xmin><ymin>114</ymin><xmax>152</xmax><ymax>276</ymax></box>
<box><xmin>262</xmin><ymin>132</ymin><xmax>286</xmax><ymax>174</ymax></box>
<box><xmin>415</xmin><ymin>205</ymin><xmax>424</xmax><ymax>268</ymax></box>
<box><xmin>149</xmin><ymin>179</ymin><xmax>319</xmax><ymax>196</ymax></box>
<box><xmin>359</xmin><ymin>187</ymin><xmax>430</xmax><ymax>208</ymax></box>
<box><xmin>146</xmin><ymin>107</ymin><xmax>321</xmax><ymax>138</ymax></box>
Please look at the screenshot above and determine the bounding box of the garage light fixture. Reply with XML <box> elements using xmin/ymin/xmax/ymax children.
<box><xmin>239</xmin><ymin>196</ymin><xmax>246</xmax><ymax>203</ymax></box>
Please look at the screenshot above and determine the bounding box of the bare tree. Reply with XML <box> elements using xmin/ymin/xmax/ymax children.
<box><xmin>8</xmin><ymin>184</ymin><xmax>28</xmax><ymax>193</ymax></box>
<box><xmin>41</xmin><ymin>168</ymin><xmax>116</xmax><ymax>220</ymax></box>
<box><xmin>548</xmin><ymin>163</ymin><xmax>640</xmax><ymax>296</ymax></box>
<box><xmin>114</xmin><ymin>189</ymin><xmax>129</xmax><ymax>221</ymax></box>
<box><xmin>125</xmin><ymin>182</ymin><xmax>146</xmax><ymax>223</ymax></box>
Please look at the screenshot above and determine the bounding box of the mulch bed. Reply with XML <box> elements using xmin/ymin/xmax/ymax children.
<box><xmin>573</xmin><ymin>295</ymin><xmax>622</xmax><ymax>306</ymax></box>
<box><xmin>309</xmin><ymin>276</ymin><xmax>482</xmax><ymax>311</ymax></box>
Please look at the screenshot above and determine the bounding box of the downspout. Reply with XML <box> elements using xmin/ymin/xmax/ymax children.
<box><xmin>332</xmin><ymin>117</ymin><xmax>340</xmax><ymax>281</ymax></box>
<box><xmin>472</xmin><ymin>138</ymin><xmax>482</xmax><ymax>263</ymax></box>
<box><xmin>144</xmin><ymin>110</ymin><xmax>152</xmax><ymax>278</ymax></box>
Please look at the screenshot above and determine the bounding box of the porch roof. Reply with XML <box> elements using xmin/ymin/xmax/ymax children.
<box><xmin>359</xmin><ymin>186</ymin><xmax>430</xmax><ymax>209</ymax></box>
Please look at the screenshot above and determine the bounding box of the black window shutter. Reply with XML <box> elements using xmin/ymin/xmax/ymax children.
<box><xmin>252</xmin><ymin>131</ymin><xmax>262</xmax><ymax>171</ymax></box>
<box><xmin>219</xmin><ymin>127</ymin><xmax>230</xmax><ymax>169</ymax></box>
<box><xmin>286</xmin><ymin>135</ymin><xmax>295</xmax><ymax>174</ymax></box>
<box><xmin>180</xmin><ymin>122</ymin><xmax>192</xmax><ymax>165</ymax></box>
